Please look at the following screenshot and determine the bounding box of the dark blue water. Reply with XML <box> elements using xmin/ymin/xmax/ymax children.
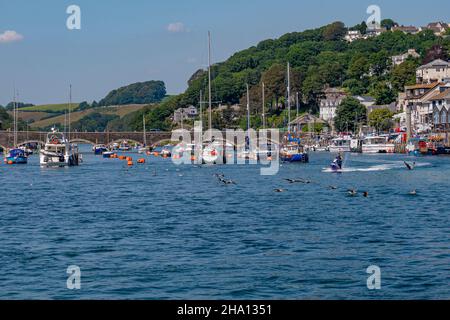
<box><xmin>0</xmin><ymin>146</ymin><xmax>449</xmax><ymax>299</ymax></box>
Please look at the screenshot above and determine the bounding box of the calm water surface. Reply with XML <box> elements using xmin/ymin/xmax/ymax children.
<box><xmin>0</xmin><ymin>146</ymin><xmax>449</xmax><ymax>299</ymax></box>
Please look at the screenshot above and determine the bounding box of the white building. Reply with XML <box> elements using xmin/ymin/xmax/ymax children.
<box><xmin>391</xmin><ymin>49</ymin><xmax>420</xmax><ymax>66</ymax></box>
<box><xmin>319</xmin><ymin>88</ymin><xmax>347</xmax><ymax>121</ymax></box>
<box><xmin>344</xmin><ymin>30</ymin><xmax>363</xmax><ymax>42</ymax></box>
<box><xmin>173</xmin><ymin>105</ymin><xmax>198</xmax><ymax>123</ymax></box>
<box><xmin>416</xmin><ymin>59</ymin><xmax>450</xmax><ymax>84</ymax></box>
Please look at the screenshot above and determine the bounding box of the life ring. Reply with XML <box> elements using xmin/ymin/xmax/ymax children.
<box><xmin>52</xmin><ymin>139</ymin><xmax>59</xmax><ymax>144</ymax></box>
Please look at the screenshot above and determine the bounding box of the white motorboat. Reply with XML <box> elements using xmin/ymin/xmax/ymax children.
<box><xmin>328</xmin><ymin>137</ymin><xmax>351</xmax><ymax>153</ymax></box>
<box><xmin>39</xmin><ymin>129</ymin><xmax>81</xmax><ymax>167</ymax></box>
<box><xmin>362</xmin><ymin>136</ymin><xmax>395</xmax><ymax>154</ymax></box>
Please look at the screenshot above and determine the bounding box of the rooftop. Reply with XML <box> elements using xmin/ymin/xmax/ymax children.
<box><xmin>417</xmin><ymin>59</ymin><xmax>450</xmax><ymax>70</ymax></box>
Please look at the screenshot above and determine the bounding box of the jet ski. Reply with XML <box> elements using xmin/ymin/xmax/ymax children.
<box><xmin>330</xmin><ymin>155</ymin><xmax>343</xmax><ymax>172</ymax></box>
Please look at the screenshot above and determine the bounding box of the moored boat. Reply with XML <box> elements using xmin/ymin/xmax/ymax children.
<box><xmin>362</xmin><ymin>136</ymin><xmax>395</xmax><ymax>154</ymax></box>
<box><xmin>328</xmin><ymin>137</ymin><xmax>351</xmax><ymax>153</ymax></box>
<box><xmin>4</xmin><ymin>148</ymin><xmax>28</xmax><ymax>164</ymax></box>
<box><xmin>93</xmin><ymin>144</ymin><xmax>108</xmax><ymax>155</ymax></box>
<box><xmin>280</xmin><ymin>143</ymin><xmax>309</xmax><ymax>163</ymax></box>
<box><xmin>39</xmin><ymin>129</ymin><xmax>80</xmax><ymax>167</ymax></box>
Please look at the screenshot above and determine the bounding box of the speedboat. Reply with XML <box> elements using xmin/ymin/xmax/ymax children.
<box><xmin>93</xmin><ymin>144</ymin><xmax>108</xmax><ymax>155</ymax></box>
<box><xmin>362</xmin><ymin>136</ymin><xmax>395</xmax><ymax>154</ymax></box>
<box><xmin>39</xmin><ymin>129</ymin><xmax>81</xmax><ymax>167</ymax></box>
<box><xmin>328</xmin><ymin>137</ymin><xmax>351</xmax><ymax>153</ymax></box>
<box><xmin>4</xmin><ymin>148</ymin><xmax>28</xmax><ymax>164</ymax></box>
<box><xmin>102</xmin><ymin>151</ymin><xmax>116</xmax><ymax>158</ymax></box>
<box><xmin>280</xmin><ymin>144</ymin><xmax>309</xmax><ymax>163</ymax></box>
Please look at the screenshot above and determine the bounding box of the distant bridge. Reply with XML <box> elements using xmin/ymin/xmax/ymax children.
<box><xmin>0</xmin><ymin>131</ymin><xmax>172</xmax><ymax>149</ymax></box>
<box><xmin>0</xmin><ymin>130</ymin><xmax>289</xmax><ymax>150</ymax></box>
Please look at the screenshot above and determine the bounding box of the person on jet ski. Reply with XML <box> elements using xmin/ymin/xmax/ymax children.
<box><xmin>333</xmin><ymin>153</ymin><xmax>343</xmax><ymax>170</ymax></box>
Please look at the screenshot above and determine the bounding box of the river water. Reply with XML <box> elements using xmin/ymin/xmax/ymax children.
<box><xmin>0</xmin><ymin>146</ymin><xmax>449</xmax><ymax>299</ymax></box>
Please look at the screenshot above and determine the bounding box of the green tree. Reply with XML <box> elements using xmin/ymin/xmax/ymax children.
<box><xmin>371</xmin><ymin>82</ymin><xmax>396</xmax><ymax>105</ymax></box>
<box><xmin>334</xmin><ymin>97</ymin><xmax>367</xmax><ymax>133</ymax></box>
<box><xmin>323</xmin><ymin>21</ymin><xmax>346</xmax><ymax>41</ymax></box>
<box><xmin>381</xmin><ymin>19</ymin><xmax>398</xmax><ymax>30</ymax></box>
<box><xmin>369</xmin><ymin>108</ymin><xmax>394</xmax><ymax>133</ymax></box>
<box><xmin>391</xmin><ymin>59</ymin><xmax>419</xmax><ymax>92</ymax></box>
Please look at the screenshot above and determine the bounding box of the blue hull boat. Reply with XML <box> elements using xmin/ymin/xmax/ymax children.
<box><xmin>4</xmin><ymin>149</ymin><xmax>28</xmax><ymax>164</ymax></box>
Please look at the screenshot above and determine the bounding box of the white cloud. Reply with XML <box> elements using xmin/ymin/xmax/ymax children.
<box><xmin>167</xmin><ymin>22</ymin><xmax>187</xmax><ymax>33</ymax></box>
<box><xmin>0</xmin><ymin>30</ymin><xmax>24</xmax><ymax>44</ymax></box>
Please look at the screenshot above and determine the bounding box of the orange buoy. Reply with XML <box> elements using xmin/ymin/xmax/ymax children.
<box><xmin>7</xmin><ymin>160</ymin><xmax>14</xmax><ymax>165</ymax></box>
<box><xmin>127</xmin><ymin>161</ymin><xmax>133</xmax><ymax>166</ymax></box>
<box><xmin>191</xmin><ymin>156</ymin><xmax>196</xmax><ymax>161</ymax></box>
<box><xmin>119</xmin><ymin>155</ymin><xmax>126</xmax><ymax>160</ymax></box>
<box><xmin>126</xmin><ymin>156</ymin><xmax>133</xmax><ymax>161</ymax></box>
<box><xmin>137</xmin><ymin>158</ymin><xmax>145</xmax><ymax>164</ymax></box>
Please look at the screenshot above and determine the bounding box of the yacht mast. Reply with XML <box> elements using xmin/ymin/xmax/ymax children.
<box><xmin>13</xmin><ymin>86</ymin><xmax>17</xmax><ymax>147</ymax></box>
<box><xmin>262</xmin><ymin>82</ymin><xmax>266</xmax><ymax>130</ymax></box>
<box><xmin>68</xmin><ymin>84</ymin><xmax>72</xmax><ymax>141</ymax></box>
<box><xmin>208</xmin><ymin>31</ymin><xmax>212</xmax><ymax>132</ymax></box>
<box><xmin>199</xmin><ymin>90</ymin><xmax>203</xmax><ymax>128</ymax></box>
<box><xmin>143</xmin><ymin>115</ymin><xmax>147</xmax><ymax>146</ymax></box>
<box><xmin>246</xmin><ymin>83</ymin><xmax>251</xmax><ymax>150</ymax></box>
<box><xmin>287</xmin><ymin>62</ymin><xmax>291</xmax><ymax>132</ymax></box>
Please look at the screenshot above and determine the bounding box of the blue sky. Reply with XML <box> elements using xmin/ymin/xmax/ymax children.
<box><xmin>1</xmin><ymin>0</ymin><xmax>450</xmax><ymax>105</ymax></box>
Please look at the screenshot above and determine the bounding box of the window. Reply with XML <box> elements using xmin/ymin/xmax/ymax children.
<box><xmin>441</xmin><ymin>111</ymin><xmax>447</xmax><ymax>124</ymax></box>
<box><xmin>434</xmin><ymin>111</ymin><xmax>440</xmax><ymax>124</ymax></box>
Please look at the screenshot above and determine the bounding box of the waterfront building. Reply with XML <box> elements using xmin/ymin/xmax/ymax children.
<box><xmin>429</xmin><ymin>88</ymin><xmax>450</xmax><ymax>130</ymax></box>
<box><xmin>404</xmin><ymin>82</ymin><xmax>450</xmax><ymax>131</ymax></box>
<box><xmin>319</xmin><ymin>88</ymin><xmax>348</xmax><ymax>121</ymax></box>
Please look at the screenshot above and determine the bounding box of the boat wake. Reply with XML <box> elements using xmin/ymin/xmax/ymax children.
<box><xmin>322</xmin><ymin>161</ymin><xmax>431</xmax><ymax>173</ymax></box>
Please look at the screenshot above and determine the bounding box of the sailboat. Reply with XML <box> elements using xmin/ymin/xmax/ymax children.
<box><xmin>4</xmin><ymin>88</ymin><xmax>28</xmax><ymax>165</ymax></box>
<box><xmin>202</xmin><ymin>31</ymin><xmax>224</xmax><ymax>164</ymax></box>
<box><xmin>237</xmin><ymin>84</ymin><xmax>258</xmax><ymax>161</ymax></box>
<box><xmin>279</xmin><ymin>63</ymin><xmax>308</xmax><ymax>163</ymax></box>
<box><xmin>138</xmin><ymin>115</ymin><xmax>152</xmax><ymax>154</ymax></box>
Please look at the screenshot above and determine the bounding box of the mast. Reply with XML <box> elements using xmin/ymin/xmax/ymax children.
<box><xmin>208</xmin><ymin>31</ymin><xmax>212</xmax><ymax>132</ymax></box>
<box><xmin>13</xmin><ymin>86</ymin><xmax>17</xmax><ymax>147</ymax></box>
<box><xmin>68</xmin><ymin>84</ymin><xmax>72</xmax><ymax>141</ymax></box>
<box><xmin>199</xmin><ymin>90</ymin><xmax>203</xmax><ymax>128</ymax></box>
<box><xmin>143</xmin><ymin>115</ymin><xmax>147</xmax><ymax>146</ymax></box>
<box><xmin>287</xmin><ymin>62</ymin><xmax>291</xmax><ymax>132</ymax></box>
<box><xmin>296</xmin><ymin>92</ymin><xmax>299</xmax><ymax>118</ymax></box>
<box><xmin>246</xmin><ymin>83</ymin><xmax>251</xmax><ymax>150</ymax></box>
<box><xmin>262</xmin><ymin>82</ymin><xmax>266</xmax><ymax>130</ymax></box>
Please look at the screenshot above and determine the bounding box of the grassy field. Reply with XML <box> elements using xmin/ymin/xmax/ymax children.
<box><xmin>30</xmin><ymin>104</ymin><xmax>147</xmax><ymax>129</ymax></box>
<box><xmin>20</xmin><ymin>103</ymin><xmax>80</xmax><ymax>112</ymax></box>
<box><xmin>9</xmin><ymin>111</ymin><xmax>52</xmax><ymax>123</ymax></box>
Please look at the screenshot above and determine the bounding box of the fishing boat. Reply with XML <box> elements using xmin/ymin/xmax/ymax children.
<box><xmin>328</xmin><ymin>137</ymin><xmax>351</xmax><ymax>153</ymax></box>
<box><xmin>361</xmin><ymin>136</ymin><xmax>395</xmax><ymax>154</ymax></box>
<box><xmin>39</xmin><ymin>129</ymin><xmax>80</xmax><ymax>167</ymax></box>
<box><xmin>93</xmin><ymin>144</ymin><xmax>108</xmax><ymax>155</ymax></box>
<box><xmin>4</xmin><ymin>148</ymin><xmax>28</xmax><ymax>164</ymax></box>
<box><xmin>280</xmin><ymin>143</ymin><xmax>309</xmax><ymax>163</ymax></box>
